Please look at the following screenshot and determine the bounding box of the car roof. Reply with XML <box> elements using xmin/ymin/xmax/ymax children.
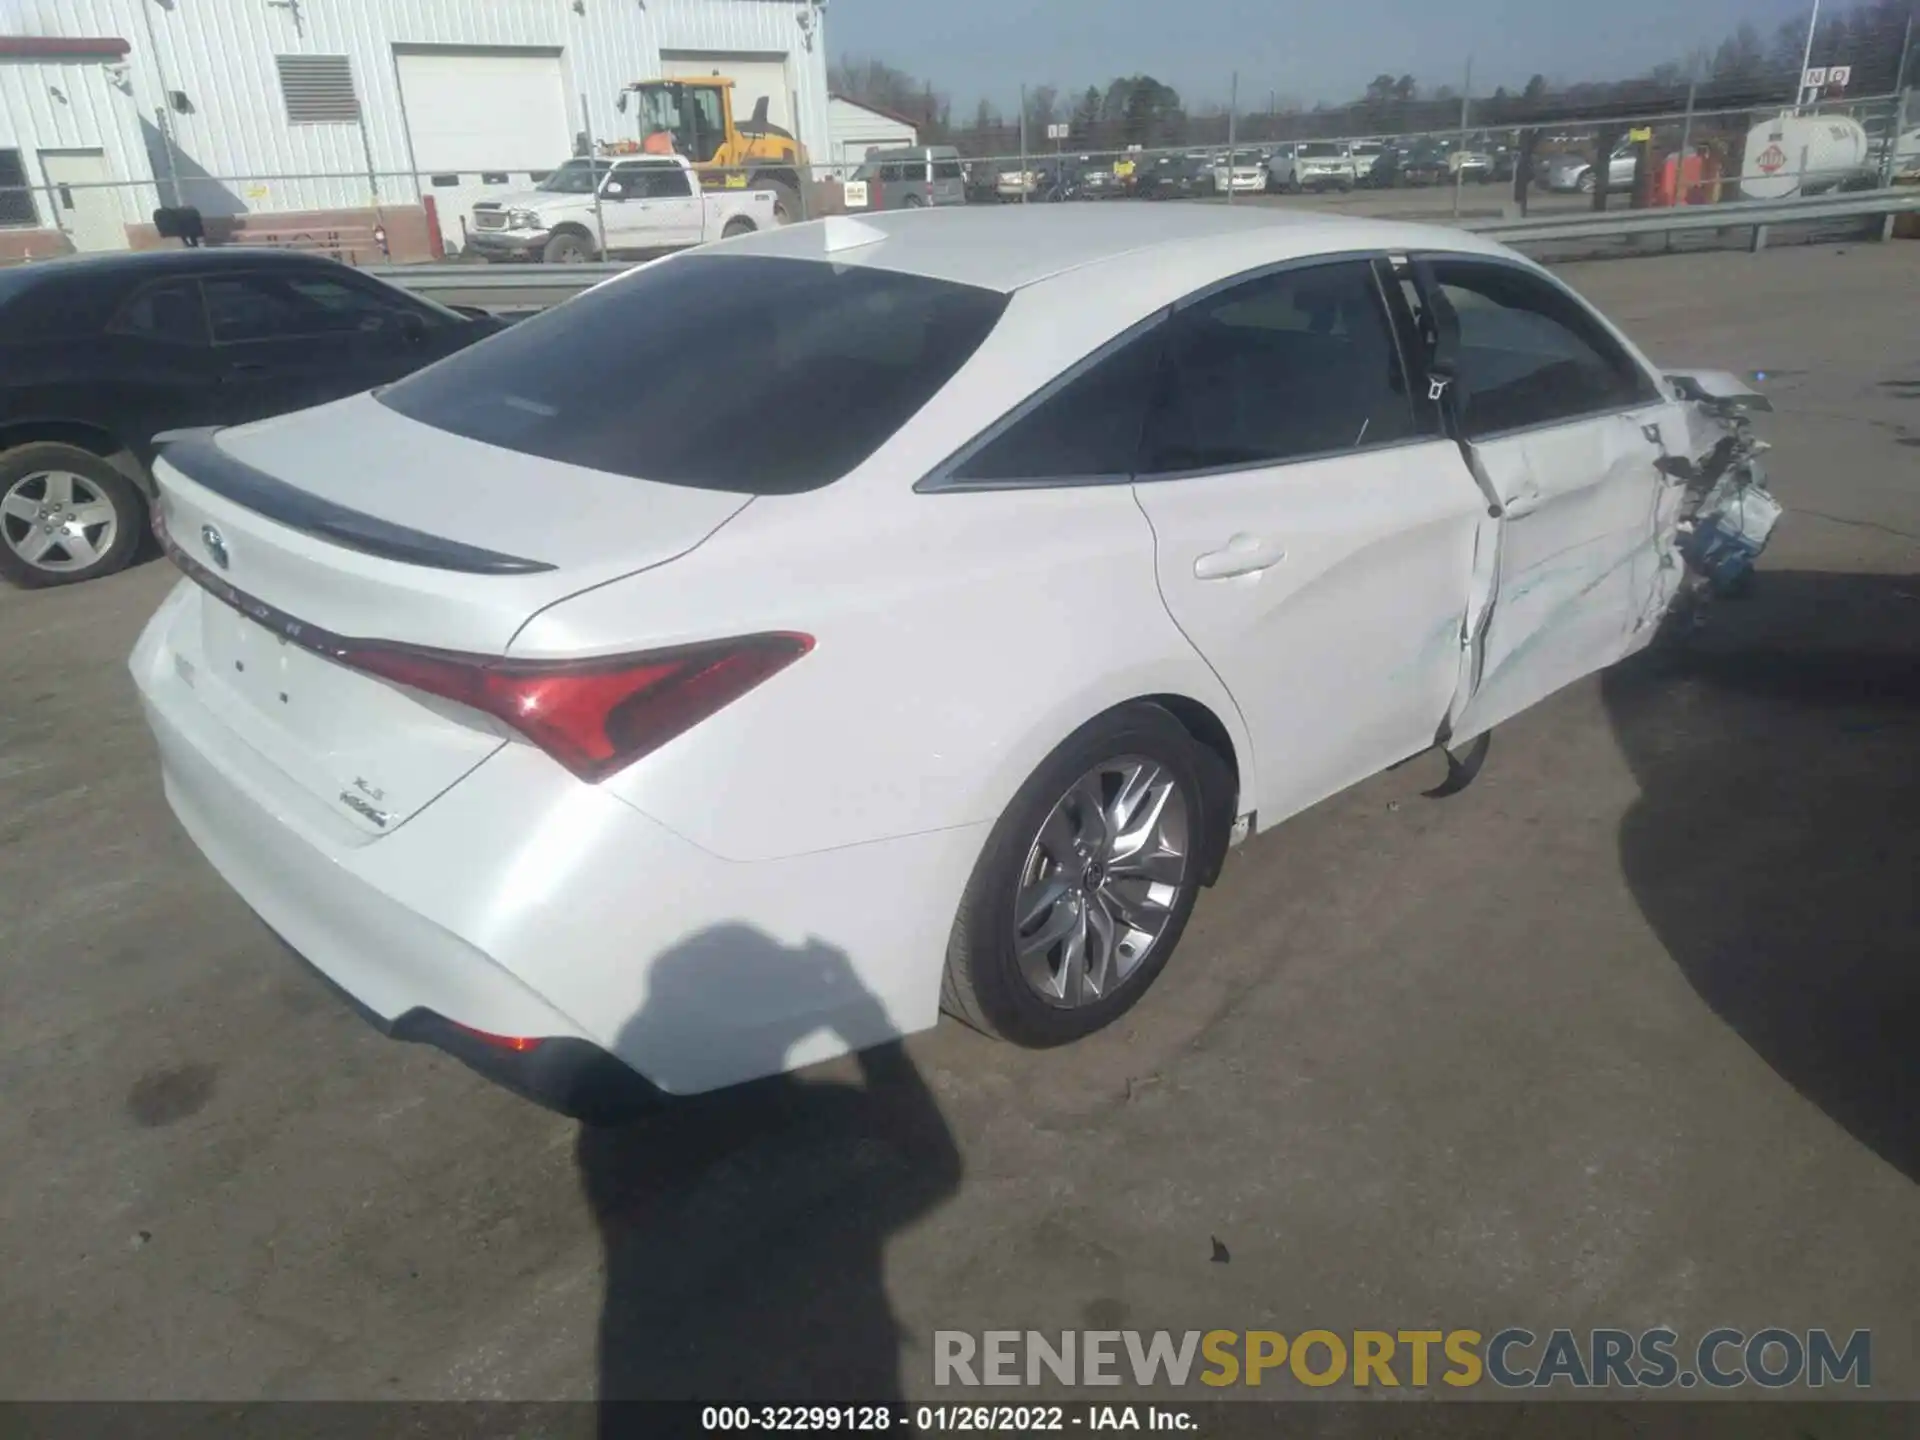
<box><xmin>712</xmin><ymin>203</ymin><xmax>1509</xmax><ymax>293</ymax></box>
<box><xmin>2</xmin><ymin>245</ymin><xmax>346</xmax><ymax>288</ymax></box>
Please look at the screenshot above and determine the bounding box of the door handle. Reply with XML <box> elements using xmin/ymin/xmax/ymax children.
<box><xmin>1501</xmin><ymin>488</ymin><xmax>1544</xmax><ymax>520</ymax></box>
<box><xmin>1193</xmin><ymin>533</ymin><xmax>1284</xmax><ymax>580</ymax></box>
<box><xmin>222</xmin><ymin>361</ymin><xmax>269</xmax><ymax>377</ymax></box>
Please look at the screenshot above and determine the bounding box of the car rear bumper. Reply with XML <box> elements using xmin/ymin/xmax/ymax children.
<box><xmin>130</xmin><ymin>579</ymin><xmax>978</xmax><ymax>1109</ymax></box>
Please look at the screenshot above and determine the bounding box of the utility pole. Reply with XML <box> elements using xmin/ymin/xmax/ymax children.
<box><xmin>1795</xmin><ymin>0</ymin><xmax>1824</xmax><ymax>108</ymax></box>
<box><xmin>1452</xmin><ymin>56</ymin><xmax>1471</xmax><ymax>219</ymax></box>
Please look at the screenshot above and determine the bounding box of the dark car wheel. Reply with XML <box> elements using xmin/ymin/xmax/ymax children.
<box><xmin>0</xmin><ymin>443</ymin><xmax>145</xmax><ymax>589</ymax></box>
<box><xmin>941</xmin><ymin>703</ymin><xmax>1215</xmax><ymax>1047</ymax></box>
<box><xmin>721</xmin><ymin>216</ymin><xmax>757</xmax><ymax>238</ymax></box>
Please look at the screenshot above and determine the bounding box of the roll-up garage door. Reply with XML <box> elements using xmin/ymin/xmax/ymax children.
<box><xmin>396</xmin><ymin>49</ymin><xmax>571</xmax><ymax>254</ymax></box>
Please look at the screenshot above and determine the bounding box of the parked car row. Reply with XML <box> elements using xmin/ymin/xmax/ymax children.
<box><xmin>951</xmin><ymin>136</ymin><xmax>1521</xmax><ymax>202</ymax></box>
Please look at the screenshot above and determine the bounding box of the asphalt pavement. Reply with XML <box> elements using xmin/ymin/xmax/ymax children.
<box><xmin>0</xmin><ymin>242</ymin><xmax>1915</xmax><ymax>1403</ymax></box>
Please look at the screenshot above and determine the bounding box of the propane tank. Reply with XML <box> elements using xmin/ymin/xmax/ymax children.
<box><xmin>1741</xmin><ymin>113</ymin><xmax>1871</xmax><ymax>199</ymax></box>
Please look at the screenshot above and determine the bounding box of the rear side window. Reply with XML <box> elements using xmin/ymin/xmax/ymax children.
<box><xmin>109</xmin><ymin>280</ymin><xmax>210</xmax><ymax>346</ymax></box>
<box><xmin>933</xmin><ymin>159</ymin><xmax>964</xmax><ymax>180</ymax></box>
<box><xmin>1424</xmin><ymin>259</ymin><xmax>1656</xmax><ymax>436</ymax></box>
<box><xmin>949</xmin><ymin>319</ymin><xmax>1165</xmax><ymax>483</ymax></box>
<box><xmin>379</xmin><ymin>254</ymin><xmax>1008</xmax><ymax>494</ymax></box>
<box><xmin>1142</xmin><ymin>259</ymin><xmax>1415</xmax><ymax>474</ymax></box>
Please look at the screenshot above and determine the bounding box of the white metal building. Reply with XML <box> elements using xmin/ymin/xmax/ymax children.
<box><xmin>1</xmin><ymin>0</ymin><xmax>831</xmax><ymax>260</ymax></box>
<box><xmin>827</xmin><ymin>94</ymin><xmax>917</xmax><ymax>175</ymax></box>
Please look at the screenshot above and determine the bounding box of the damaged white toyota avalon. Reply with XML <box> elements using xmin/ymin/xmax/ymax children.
<box><xmin>131</xmin><ymin>205</ymin><xmax>1779</xmax><ymax>1117</ymax></box>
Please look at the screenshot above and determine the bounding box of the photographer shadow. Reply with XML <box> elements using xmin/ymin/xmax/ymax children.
<box><xmin>578</xmin><ymin>923</ymin><xmax>962</xmax><ymax>1407</ymax></box>
<box><xmin>1603</xmin><ymin>570</ymin><xmax>1920</xmax><ymax>1180</ymax></box>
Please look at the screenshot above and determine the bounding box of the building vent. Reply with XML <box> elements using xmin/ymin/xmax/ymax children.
<box><xmin>275</xmin><ymin>54</ymin><xmax>360</xmax><ymax>124</ymax></box>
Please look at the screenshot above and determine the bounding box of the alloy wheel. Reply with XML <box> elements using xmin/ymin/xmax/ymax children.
<box><xmin>1</xmin><ymin>470</ymin><xmax>119</xmax><ymax>575</ymax></box>
<box><xmin>1013</xmin><ymin>756</ymin><xmax>1190</xmax><ymax>1008</ymax></box>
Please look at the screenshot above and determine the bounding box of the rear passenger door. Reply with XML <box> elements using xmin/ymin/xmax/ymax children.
<box><xmin>1130</xmin><ymin>258</ymin><xmax>1490</xmax><ymax>827</ymax></box>
<box><xmin>202</xmin><ymin>269</ymin><xmax>437</xmax><ymax>421</ymax></box>
<box><xmin>101</xmin><ymin>278</ymin><xmax>222</xmax><ymax>450</ymax></box>
<box><xmin>1407</xmin><ymin>255</ymin><xmax>1686</xmax><ymax>743</ymax></box>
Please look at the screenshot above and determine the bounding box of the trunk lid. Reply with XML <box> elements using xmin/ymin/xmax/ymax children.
<box><xmin>151</xmin><ymin>398</ymin><xmax>753</xmax><ymax>835</ymax></box>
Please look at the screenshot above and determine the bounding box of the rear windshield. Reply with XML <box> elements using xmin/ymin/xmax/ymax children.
<box><xmin>378</xmin><ymin>254</ymin><xmax>1008</xmax><ymax>494</ymax></box>
<box><xmin>1299</xmin><ymin>143</ymin><xmax>1343</xmax><ymax>157</ymax></box>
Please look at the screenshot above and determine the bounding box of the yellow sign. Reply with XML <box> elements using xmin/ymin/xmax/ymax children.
<box><xmin>1629</xmin><ymin>127</ymin><xmax>1652</xmax><ymax>142</ymax></box>
<box><xmin>723</xmin><ymin>172</ymin><xmax>747</xmax><ymax>188</ymax></box>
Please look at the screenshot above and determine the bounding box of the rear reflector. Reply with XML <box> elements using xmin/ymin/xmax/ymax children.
<box><xmin>335</xmin><ymin>633</ymin><xmax>813</xmax><ymax>782</ymax></box>
<box><xmin>448</xmin><ymin>1021</ymin><xmax>546</xmax><ymax>1053</ymax></box>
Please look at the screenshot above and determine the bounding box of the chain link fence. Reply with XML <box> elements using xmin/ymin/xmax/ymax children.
<box><xmin>3</xmin><ymin>71</ymin><xmax>1915</xmax><ymax>267</ymax></box>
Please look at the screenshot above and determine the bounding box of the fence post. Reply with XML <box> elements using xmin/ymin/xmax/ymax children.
<box><xmin>1019</xmin><ymin>84</ymin><xmax>1029</xmax><ymax>205</ymax></box>
<box><xmin>580</xmin><ymin>93</ymin><xmax>606</xmax><ymax>257</ymax></box>
<box><xmin>1226</xmin><ymin>71</ymin><xmax>1239</xmax><ymax>206</ymax></box>
<box><xmin>1452</xmin><ymin>56</ymin><xmax>1472</xmax><ymax>220</ymax></box>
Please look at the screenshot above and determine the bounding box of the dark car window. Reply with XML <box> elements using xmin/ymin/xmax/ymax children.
<box><xmin>639</xmin><ymin>167</ymin><xmax>694</xmax><ymax>199</ymax></box>
<box><xmin>933</xmin><ymin>159</ymin><xmax>964</xmax><ymax>180</ymax></box>
<box><xmin>204</xmin><ymin>272</ymin><xmax>423</xmax><ymax>344</ymax></box>
<box><xmin>1142</xmin><ymin>259</ymin><xmax>1415</xmax><ymax>475</ymax></box>
<box><xmin>108</xmin><ymin>280</ymin><xmax>210</xmax><ymax>347</ymax></box>
<box><xmin>1424</xmin><ymin>259</ymin><xmax>1656</xmax><ymax>437</ymax></box>
<box><xmin>378</xmin><ymin>254</ymin><xmax>1008</xmax><ymax>494</ymax></box>
<box><xmin>613</xmin><ymin>164</ymin><xmax>693</xmax><ymax>199</ymax></box>
<box><xmin>950</xmin><ymin>319</ymin><xmax>1165</xmax><ymax>482</ymax></box>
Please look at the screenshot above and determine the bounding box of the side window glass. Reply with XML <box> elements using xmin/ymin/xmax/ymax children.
<box><xmin>204</xmin><ymin>273</ymin><xmax>415</xmax><ymax>343</ymax></box>
<box><xmin>109</xmin><ymin>281</ymin><xmax>209</xmax><ymax>347</ymax></box>
<box><xmin>950</xmin><ymin>321</ymin><xmax>1166</xmax><ymax>482</ymax></box>
<box><xmin>1141</xmin><ymin>259</ymin><xmax>1414</xmax><ymax>475</ymax></box>
<box><xmin>1425</xmin><ymin>259</ymin><xmax>1655</xmax><ymax>437</ymax></box>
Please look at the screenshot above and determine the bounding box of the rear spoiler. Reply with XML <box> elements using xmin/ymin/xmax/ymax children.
<box><xmin>152</xmin><ymin>429</ymin><xmax>554</xmax><ymax>576</ymax></box>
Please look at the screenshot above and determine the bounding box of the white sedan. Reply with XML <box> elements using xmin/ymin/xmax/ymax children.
<box><xmin>131</xmin><ymin>205</ymin><xmax>1775</xmax><ymax>1116</ymax></box>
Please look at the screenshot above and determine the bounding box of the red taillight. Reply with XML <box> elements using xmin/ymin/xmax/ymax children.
<box><xmin>334</xmin><ymin>632</ymin><xmax>813</xmax><ymax>782</ymax></box>
<box><xmin>448</xmin><ymin>1021</ymin><xmax>545</xmax><ymax>1053</ymax></box>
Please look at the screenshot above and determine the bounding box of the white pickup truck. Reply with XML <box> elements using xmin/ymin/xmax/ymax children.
<box><xmin>465</xmin><ymin>155</ymin><xmax>776</xmax><ymax>263</ymax></box>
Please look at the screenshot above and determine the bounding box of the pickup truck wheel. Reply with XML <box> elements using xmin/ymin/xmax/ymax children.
<box><xmin>0</xmin><ymin>443</ymin><xmax>144</xmax><ymax>589</ymax></box>
<box><xmin>541</xmin><ymin>231</ymin><xmax>596</xmax><ymax>264</ymax></box>
<box><xmin>721</xmin><ymin>217</ymin><xmax>757</xmax><ymax>239</ymax></box>
<box><xmin>766</xmin><ymin>181</ymin><xmax>802</xmax><ymax>225</ymax></box>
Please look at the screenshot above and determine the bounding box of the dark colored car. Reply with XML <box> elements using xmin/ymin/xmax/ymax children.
<box><xmin>1395</xmin><ymin>142</ymin><xmax>1453</xmax><ymax>187</ymax></box>
<box><xmin>0</xmin><ymin>247</ymin><xmax>503</xmax><ymax>587</ymax></box>
<box><xmin>1137</xmin><ymin>154</ymin><xmax>1209</xmax><ymax>200</ymax></box>
<box><xmin>1068</xmin><ymin>163</ymin><xmax>1124</xmax><ymax>199</ymax></box>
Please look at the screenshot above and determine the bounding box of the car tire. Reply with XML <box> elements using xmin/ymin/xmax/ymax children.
<box><xmin>941</xmin><ymin>703</ymin><xmax>1216</xmax><ymax>1047</ymax></box>
<box><xmin>1577</xmin><ymin>171</ymin><xmax>1597</xmax><ymax>194</ymax></box>
<box><xmin>541</xmin><ymin>230</ymin><xmax>596</xmax><ymax>264</ymax></box>
<box><xmin>0</xmin><ymin>443</ymin><xmax>145</xmax><ymax>589</ymax></box>
<box><xmin>902</xmin><ymin>193</ymin><xmax>926</xmax><ymax>208</ymax></box>
<box><xmin>721</xmin><ymin>216</ymin><xmax>757</xmax><ymax>238</ymax></box>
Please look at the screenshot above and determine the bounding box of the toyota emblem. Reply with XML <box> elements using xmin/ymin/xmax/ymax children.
<box><xmin>201</xmin><ymin>523</ymin><xmax>229</xmax><ymax>570</ymax></box>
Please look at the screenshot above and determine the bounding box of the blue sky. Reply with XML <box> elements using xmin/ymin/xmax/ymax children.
<box><xmin>828</xmin><ymin>0</ymin><xmax>1819</xmax><ymax>111</ymax></box>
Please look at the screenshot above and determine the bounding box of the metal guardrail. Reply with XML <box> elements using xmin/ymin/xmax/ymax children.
<box><xmin>370</xmin><ymin>261</ymin><xmax>627</xmax><ymax>293</ymax></box>
<box><xmin>1466</xmin><ymin>187</ymin><xmax>1920</xmax><ymax>243</ymax></box>
<box><xmin>373</xmin><ymin>188</ymin><xmax>1920</xmax><ymax>305</ymax></box>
